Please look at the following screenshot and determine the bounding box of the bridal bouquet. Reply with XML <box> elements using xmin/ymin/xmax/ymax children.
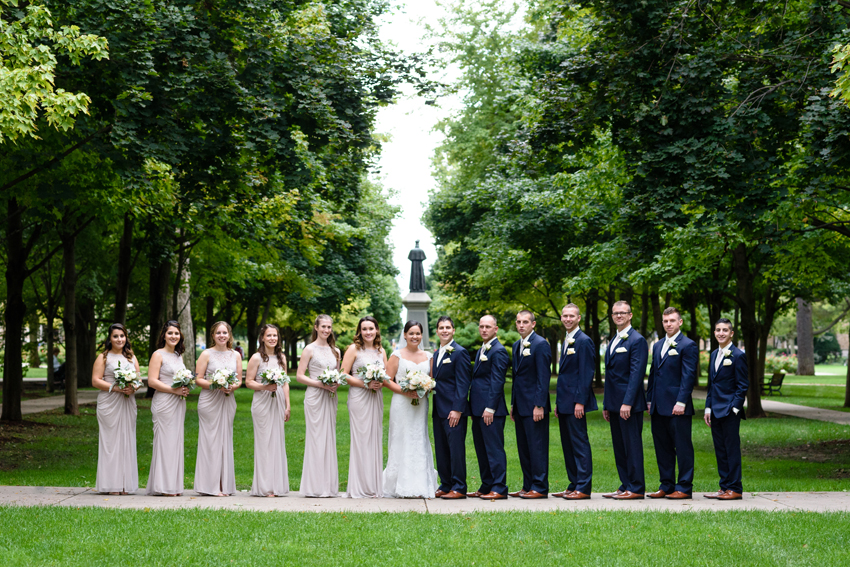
<box><xmin>399</xmin><ymin>369</ymin><xmax>435</xmax><ymax>406</ymax></box>
<box><xmin>209</xmin><ymin>368</ymin><xmax>239</xmax><ymax>396</ymax></box>
<box><xmin>171</xmin><ymin>369</ymin><xmax>196</xmax><ymax>400</ymax></box>
<box><xmin>318</xmin><ymin>368</ymin><xmax>347</xmax><ymax>398</ymax></box>
<box><xmin>357</xmin><ymin>363</ymin><xmax>388</xmax><ymax>394</ymax></box>
<box><xmin>113</xmin><ymin>361</ymin><xmax>142</xmax><ymax>398</ymax></box>
<box><xmin>259</xmin><ymin>368</ymin><xmax>290</xmax><ymax>397</ymax></box>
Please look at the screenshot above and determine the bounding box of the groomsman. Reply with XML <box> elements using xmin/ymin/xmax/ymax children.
<box><xmin>432</xmin><ymin>316</ymin><xmax>472</xmax><ymax>499</ymax></box>
<box><xmin>602</xmin><ymin>300</ymin><xmax>648</xmax><ymax>500</ymax></box>
<box><xmin>646</xmin><ymin>307</ymin><xmax>697</xmax><ymax>500</ymax></box>
<box><xmin>510</xmin><ymin>310</ymin><xmax>552</xmax><ymax>499</ymax></box>
<box><xmin>553</xmin><ymin>303</ymin><xmax>597</xmax><ymax>500</ymax></box>
<box><xmin>468</xmin><ymin>315</ymin><xmax>510</xmax><ymax>500</ymax></box>
<box><xmin>704</xmin><ymin>318</ymin><xmax>748</xmax><ymax>500</ymax></box>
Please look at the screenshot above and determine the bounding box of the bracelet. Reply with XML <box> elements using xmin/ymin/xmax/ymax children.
<box><xmin>108</xmin><ymin>383</ymin><xmax>114</xmax><ymax>393</ymax></box>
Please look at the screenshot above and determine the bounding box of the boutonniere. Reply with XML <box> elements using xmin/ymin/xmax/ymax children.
<box><xmin>619</xmin><ymin>331</ymin><xmax>629</xmax><ymax>341</ymax></box>
<box><xmin>721</xmin><ymin>348</ymin><xmax>732</xmax><ymax>358</ymax></box>
<box><xmin>522</xmin><ymin>339</ymin><xmax>531</xmax><ymax>348</ymax></box>
<box><xmin>670</xmin><ymin>340</ymin><xmax>678</xmax><ymax>348</ymax></box>
<box><xmin>566</xmin><ymin>348</ymin><xmax>575</xmax><ymax>355</ymax></box>
<box><xmin>668</xmin><ymin>349</ymin><xmax>679</xmax><ymax>356</ymax></box>
<box><xmin>480</xmin><ymin>354</ymin><xmax>488</xmax><ymax>362</ymax></box>
<box><xmin>522</xmin><ymin>348</ymin><xmax>531</xmax><ymax>357</ymax></box>
<box><xmin>567</xmin><ymin>338</ymin><xmax>575</xmax><ymax>345</ymax></box>
<box><xmin>445</xmin><ymin>345</ymin><xmax>455</xmax><ymax>354</ymax></box>
<box><xmin>484</xmin><ymin>343</ymin><xmax>492</xmax><ymax>351</ymax></box>
<box><xmin>615</xmin><ymin>347</ymin><xmax>627</xmax><ymax>353</ymax></box>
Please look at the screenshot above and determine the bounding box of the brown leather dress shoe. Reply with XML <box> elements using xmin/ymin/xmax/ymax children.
<box><xmin>480</xmin><ymin>492</ymin><xmax>507</xmax><ymax>500</ymax></box>
<box><xmin>611</xmin><ymin>491</ymin><xmax>645</xmax><ymax>500</ymax></box>
<box><xmin>665</xmin><ymin>491</ymin><xmax>692</xmax><ymax>500</ymax></box>
<box><xmin>466</xmin><ymin>491</ymin><xmax>483</xmax><ymax>498</ymax></box>
<box><xmin>647</xmin><ymin>490</ymin><xmax>668</xmax><ymax>499</ymax></box>
<box><xmin>703</xmin><ymin>490</ymin><xmax>726</xmax><ymax>499</ymax></box>
<box><xmin>717</xmin><ymin>491</ymin><xmax>742</xmax><ymax>500</ymax></box>
<box><xmin>563</xmin><ymin>491</ymin><xmax>591</xmax><ymax>500</ymax></box>
<box><xmin>440</xmin><ymin>490</ymin><xmax>467</xmax><ymax>499</ymax></box>
<box><xmin>602</xmin><ymin>490</ymin><xmax>625</xmax><ymax>499</ymax></box>
<box><xmin>519</xmin><ymin>490</ymin><xmax>547</xmax><ymax>499</ymax></box>
<box><xmin>552</xmin><ymin>490</ymin><xmax>573</xmax><ymax>498</ymax></box>
<box><xmin>434</xmin><ymin>490</ymin><xmax>448</xmax><ymax>498</ymax></box>
<box><xmin>508</xmin><ymin>490</ymin><xmax>528</xmax><ymax>498</ymax></box>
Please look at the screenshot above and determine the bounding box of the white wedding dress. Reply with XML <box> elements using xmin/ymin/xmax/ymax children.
<box><xmin>383</xmin><ymin>351</ymin><xmax>438</xmax><ymax>498</ymax></box>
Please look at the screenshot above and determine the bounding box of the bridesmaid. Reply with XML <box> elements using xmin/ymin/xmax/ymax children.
<box><xmin>91</xmin><ymin>323</ymin><xmax>141</xmax><ymax>495</ymax></box>
<box><xmin>146</xmin><ymin>320</ymin><xmax>191</xmax><ymax>496</ymax></box>
<box><xmin>246</xmin><ymin>324</ymin><xmax>291</xmax><ymax>497</ymax></box>
<box><xmin>341</xmin><ymin>316</ymin><xmax>387</xmax><ymax>498</ymax></box>
<box><xmin>194</xmin><ymin>321</ymin><xmax>242</xmax><ymax>496</ymax></box>
<box><xmin>296</xmin><ymin>314</ymin><xmax>341</xmax><ymax>497</ymax></box>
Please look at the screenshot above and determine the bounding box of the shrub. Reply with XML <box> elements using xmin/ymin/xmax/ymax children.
<box><xmin>764</xmin><ymin>354</ymin><xmax>796</xmax><ymax>375</ymax></box>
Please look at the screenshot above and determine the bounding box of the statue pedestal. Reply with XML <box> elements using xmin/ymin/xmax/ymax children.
<box><xmin>401</xmin><ymin>291</ymin><xmax>432</xmax><ymax>350</ymax></box>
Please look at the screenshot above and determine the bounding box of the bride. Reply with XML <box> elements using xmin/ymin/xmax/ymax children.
<box><xmin>382</xmin><ymin>320</ymin><xmax>438</xmax><ymax>498</ymax></box>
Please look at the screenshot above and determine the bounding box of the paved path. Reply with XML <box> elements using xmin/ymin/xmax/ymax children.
<box><xmin>20</xmin><ymin>389</ymin><xmax>147</xmax><ymax>416</ymax></box>
<box><xmin>1</xmin><ymin>486</ymin><xmax>849</xmax><ymax>513</ymax></box>
<box><xmin>691</xmin><ymin>390</ymin><xmax>850</xmax><ymax>425</ymax></box>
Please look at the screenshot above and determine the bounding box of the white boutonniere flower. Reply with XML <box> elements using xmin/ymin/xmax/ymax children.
<box><xmin>446</xmin><ymin>345</ymin><xmax>455</xmax><ymax>353</ymax></box>
<box><xmin>619</xmin><ymin>331</ymin><xmax>629</xmax><ymax>340</ymax></box>
<box><xmin>566</xmin><ymin>348</ymin><xmax>575</xmax><ymax>355</ymax></box>
<box><xmin>484</xmin><ymin>343</ymin><xmax>492</xmax><ymax>351</ymax></box>
<box><xmin>722</xmin><ymin>348</ymin><xmax>732</xmax><ymax>358</ymax></box>
<box><xmin>723</xmin><ymin>359</ymin><xmax>733</xmax><ymax>366</ymax></box>
<box><xmin>670</xmin><ymin>340</ymin><xmax>678</xmax><ymax>348</ymax></box>
<box><xmin>480</xmin><ymin>354</ymin><xmax>488</xmax><ymax>362</ymax></box>
<box><xmin>522</xmin><ymin>348</ymin><xmax>531</xmax><ymax>357</ymax></box>
<box><xmin>522</xmin><ymin>340</ymin><xmax>531</xmax><ymax>348</ymax></box>
<box><xmin>567</xmin><ymin>338</ymin><xmax>575</xmax><ymax>345</ymax></box>
<box><xmin>615</xmin><ymin>347</ymin><xmax>627</xmax><ymax>353</ymax></box>
<box><xmin>668</xmin><ymin>349</ymin><xmax>679</xmax><ymax>356</ymax></box>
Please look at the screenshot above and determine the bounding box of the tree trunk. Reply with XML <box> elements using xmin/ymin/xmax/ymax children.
<box><xmin>246</xmin><ymin>299</ymin><xmax>259</xmax><ymax>359</ymax></box>
<box><xmin>27</xmin><ymin>314</ymin><xmax>41</xmax><ymax>368</ymax></box>
<box><xmin>845</xmin><ymin>325</ymin><xmax>850</xmax><ymax>408</ymax></box>
<box><xmin>114</xmin><ymin>213</ymin><xmax>134</xmax><ymax>325</ymax></box>
<box><xmin>732</xmin><ymin>243</ymin><xmax>764</xmax><ymax>418</ymax></box>
<box><xmin>705</xmin><ymin>291</ymin><xmax>722</xmax><ymax>354</ymax></box>
<box><xmin>46</xmin><ymin>312</ymin><xmax>56</xmax><ymax>393</ymax></box>
<box><xmin>650</xmin><ymin>291</ymin><xmax>662</xmax><ymax>339</ymax></box>
<box><xmin>639</xmin><ymin>288</ymin><xmax>649</xmax><ymax>337</ymax></box>
<box><xmin>687</xmin><ymin>293</ymin><xmax>701</xmax><ymax>383</ymax></box>
<box><xmin>174</xmin><ymin>257</ymin><xmax>194</xmax><ymax>370</ymax></box>
<box><xmin>205</xmin><ymin>296</ymin><xmax>215</xmax><ymax>348</ymax></box>
<box><xmin>61</xmin><ymin>230</ymin><xmax>79</xmax><ymax>416</ymax></box>
<box><xmin>606</xmin><ymin>286</ymin><xmax>615</xmax><ymax>339</ymax></box>
<box><xmin>146</xmin><ymin>258</ymin><xmax>171</xmax><ymax>398</ymax></box>
<box><xmin>796</xmin><ymin>297</ymin><xmax>815</xmax><ymax>375</ymax></box>
<box><xmin>587</xmin><ymin>288</ymin><xmax>602</xmax><ymax>388</ymax></box>
<box><xmin>2</xmin><ymin>197</ymin><xmax>28</xmax><ymax>421</ymax></box>
<box><xmin>76</xmin><ymin>299</ymin><xmax>97</xmax><ymax>388</ymax></box>
<box><xmin>548</xmin><ymin>326</ymin><xmax>559</xmax><ymax>376</ymax></box>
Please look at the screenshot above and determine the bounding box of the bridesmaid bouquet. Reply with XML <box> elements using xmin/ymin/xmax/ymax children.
<box><xmin>209</xmin><ymin>368</ymin><xmax>239</xmax><ymax>396</ymax></box>
<box><xmin>399</xmin><ymin>369</ymin><xmax>436</xmax><ymax>406</ymax></box>
<box><xmin>259</xmin><ymin>368</ymin><xmax>290</xmax><ymax>397</ymax></box>
<box><xmin>357</xmin><ymin>363</ymin><xmax>388</xmax><ymax>394</ymax></box>
<box><xmin>318</xmin><ymin>368</ymin><xmax>347</xmax><ymax>398</ymax></box>
<box><xmin>171</xmin><ymin>369</ymin><xmax>196</xmax><ymax>400</ymax></box>
<box><xmin>113</xmin><ymin>361</ymin><xmax>142</xmax><ymax>398</ymax></box>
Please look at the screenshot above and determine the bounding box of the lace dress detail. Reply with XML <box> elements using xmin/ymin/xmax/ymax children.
<box><xmin>147</xmin><ymin>350</ymin><xmax>187</xmax><ymax>495</ymax></box>
<box><xmin>301</xmin><ymin>344</ymin><xmax>340</xmax><ymax>497</ymax></box>
<box><xmin>383</xmin><ymin>350</ymin><xmax>438</xmax><ymax>498</ymax></box>
<box><xmin>346</xmin><ymin>348</ymin><xmax>385</xmax><ymax>498</ymax></box>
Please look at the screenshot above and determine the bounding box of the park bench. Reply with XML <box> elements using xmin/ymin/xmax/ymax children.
<box><xmin>762</xmin><ymin>371</ymin><xmax>785</xmax><ymax>396</ymax></box>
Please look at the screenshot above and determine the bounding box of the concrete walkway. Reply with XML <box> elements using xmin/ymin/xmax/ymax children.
<box><xmin>20</xmin><ymin>389</ymin><xmax>148</xmax><ymax>416</ymax></box>
<box><xmin>691</xmin><ymin>390</ymin><xmax>850</xmax><ymax>425</ymax></box>
<box><xmin>1</xmin><ymin>486</ymin><xmax>849</xmax><ymax>513</ymax></box>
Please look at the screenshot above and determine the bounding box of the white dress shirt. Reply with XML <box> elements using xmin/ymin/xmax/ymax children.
<box><xmin>609</xmin><ymin>325</ymin><xmax>632</xmax><ymax>354</ymax></box>
<box><xmin>706</xmin><ymin>342</ymin><xmax>738</xmax><ymax>415</ymax></box>
<box><xmin>480</xmin><ymin>337</ymin><xmax>498</xmax><ymax>415</ymax></box>
<box><xmin>563</xmin><ymin>327</ymin><xmax>580</xmax><ymax>357</ymax></box>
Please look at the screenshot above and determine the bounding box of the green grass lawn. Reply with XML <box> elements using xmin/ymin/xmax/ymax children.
<box><xmin>0</xmin><ymin>507</ymin><xmax>848</xmax><ymax>566</ymax></box>
<box><xmin>763</xmin><ymin>385</ymin><xmax>850</xmax><ymax>412</ymax></box>
<box><xmin>1</xmin><ymin>387</ymin><xmax>849</xmax><ymax>493</ymax></box>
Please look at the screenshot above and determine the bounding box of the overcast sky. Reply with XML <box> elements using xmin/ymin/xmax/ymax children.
<box><xmin>372</xmin><ymin>2</ymin><xmax>461</xmax><ymax>301</ymax></box>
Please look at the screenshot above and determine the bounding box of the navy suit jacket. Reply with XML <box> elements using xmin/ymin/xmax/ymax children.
<box><xmin>646</xmin><ymin>333</ymin><xmax>697</xmax><ymax>416</ymax></box>
<box><xmin>555</xmin><ymin>329</ymin><xmax>598</xmax><ymax>414</ymax></box>
<box><xmin>603</xmin><ymin>328</ymin><xmax>648</xmax><ymax>412</ymax></box>
<box><xmin>431</xmin><ymin>340</ymin><xmax>471</xmax><ymax>418</ymax></box>
<box><xmin>511</xmin><ymin>332</ymin><xmax>552</xmax><ymax>416</ymax></box>
<box><xmin>469</xmin><ymin>339</ymin><xmax>509</xmax><ymax>417</ymax></box>
<box><xmin>706</xmin><ymin>344</ymin><xmax>748</xmax><ymax>419</ymax></box>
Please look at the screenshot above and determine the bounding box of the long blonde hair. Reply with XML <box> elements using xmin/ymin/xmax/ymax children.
<box><xmin>210</xmin><ymin>321</ymin><xmax>234</xmax><ymax>350</ymax></box>
<box><xmin>310</xmin><ymin>314</ymin><xmax>339</xmax><ymax>364</ymax></box>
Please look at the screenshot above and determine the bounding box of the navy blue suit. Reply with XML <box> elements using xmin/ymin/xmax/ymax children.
<box><xmin>646</xmin><ymin>332</ymin><xmax>697</xmax><ymax>494</ymax></box>
<box><xmin>555</xmin><ymin>329</ymin><xmax>597</xmax><ymax>494</ymax></box>
<box><xmin>706</xmin><ymin>344</ymin><xmax>748</xmax><ymax>493</ymax></box>
<box><xmin>603</xmin><ymin>327</ymin><xmax>648</xmax><ymax>494</ymax></box>
<box><xmin>469</xmin><ymin>339</ymin><xmax>509</xmax><ymax>495</ymax></box>
<box><xmin>511</xmin><ymin>331</ymin><xmax>552</xmax><ymax>494</ymax></box>
<box><xmin>432</xmin><ymin>340</ymin><xmax>471</xmax><ymax>494</ymax></box>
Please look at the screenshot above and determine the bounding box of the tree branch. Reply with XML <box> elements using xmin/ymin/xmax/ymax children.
<box><xmin>813</xmin><ymin>301</ymin><xmax>850</xmax><ymax>335</ymax></box>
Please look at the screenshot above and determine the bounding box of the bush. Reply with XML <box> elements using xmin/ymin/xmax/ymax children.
<box><xmin>699</xmin><ymin>351</ymin><xmax>710</xmax><ymax>376</ymax></box>
<box><xmin>765</xmin><ymin>354</ymin><xmax>796</xmax><ymax>375</ymax></box>
<box><xmin>814</xmin><ymin>332</ymin><xmax>842</xmax><ymax>364</ymax></box>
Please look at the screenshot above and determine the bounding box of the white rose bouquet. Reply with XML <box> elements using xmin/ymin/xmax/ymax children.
<box><xmin>209</xmin><ymin>368</ymin><xmax>239</xmax><ymax>396</ymax></box>
<box><xmin>113</xmin><ymin>360</ymin><xmax>142</xmax><ymax>398</ymax></box>
<box><xmin>398</xmin><ymin>369</ymin><xmax>436</xmax><ymax>406</ymax></box>
<box><xmin>259</xmin><ymin>368</ymin><xmax>290</xmax><ymax>397</ymax></box>
<box><xmin>357</xmin><ymin>363</ymin><xmax>388</xmax><ymax>394</ymax></box>
<box><xmin>171</xmin><ymin>369</ymin><xmax>196</xmax><ymax>400</ymax></box>
<box><xmin>318</xmin><ymin>368</ymin><xmax>347</xmax><ymax>398</ymax></box>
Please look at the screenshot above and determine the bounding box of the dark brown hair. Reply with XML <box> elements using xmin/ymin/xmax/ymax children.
<box><xmin>210</xmin><ymin>321</ymin><xmax>234</xmax><ymax>350</ymax></box>
<box><xmin>517</xmin><ymin>310</ymin><xmax>536</xmax><ymax>322</ymax></box>
<box><xmin>404</xmin><ymin>320</ymin><xmax>424</xmax><ymax>334</ymax></box>
<box><xmin>258</xmin><ymin>324</ymin><xmax>286</xmax><ymax>368</ymax></box>
<box><xmin>311</xmin><ymin>314</ymin><xmax>339</xmax><ymax>363</ymax></box>
<box><xmin>353</xmin><ymin>316</ymin><xmax>383</xmax><ymax>352</ymax></box>
<box><xmin>156</xmin><ymin>320</ymin><xmax>186</xmax><ymax>355</ymax></box>
<box><xmin>662</xmin><ymin>306</ymin><xmax>681</xmax><ymax>318</ymax></box>
<box><xmin>102</xmin><ymin>323</ymin><xmax>134</xmax><ymax>362</ymax></box>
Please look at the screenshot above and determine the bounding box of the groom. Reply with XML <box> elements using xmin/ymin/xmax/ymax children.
<box><xmin>432</xmin><ymin>316</ymin><xmax>472</xmax><ymax>499</ymax></box>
